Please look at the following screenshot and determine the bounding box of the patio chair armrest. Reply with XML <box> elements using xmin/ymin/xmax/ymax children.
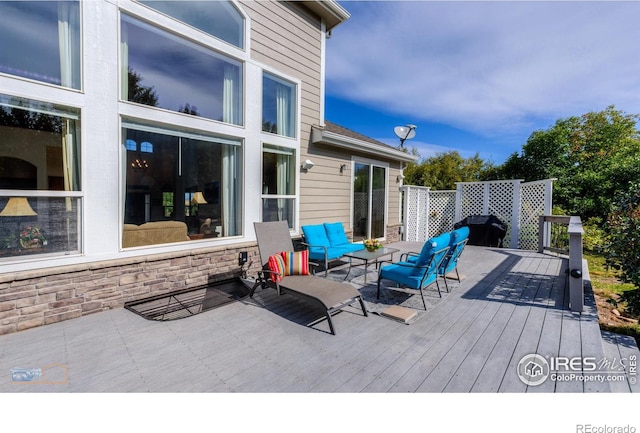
<box><xmin>258</xmin><ymin>269</ymin><xmax>283</xmax><ymax>280</ymax></box>
<box><xmin>304</xmin><ymin>261</ymin><xmax>320</xmax><ymax>275</ymax></box>
<box><xmin>301</xmin><ymin>242</ymin><xmax>328</xmax><ymax>252</ymax></box>
<box><xmin>300</xmin><ymin>243</ymin><xmax>330</xmax><ymax>259</ymax></box>
<box><xmin>385</xmin><ymin>261</ymin><xmax>430</xmax><ymax>269</ymax></box>
<box><xmin>400</xmin><ymin>251</ymin><xmax>420</xmax><ymax>261</ymax></box>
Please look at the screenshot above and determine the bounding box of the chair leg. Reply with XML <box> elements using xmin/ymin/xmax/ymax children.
<box><xmin>326</xmin><ymin>311</ymin><xmax>336</xmax><ymax>335</ymax></box>
<box><xmin>250</xmin><ymin>274</ymin><xmax>266</xmax><ymax>297</ymax></box>
<box><xmin>419</xmin><ymin>287</ymin><xmax>427</xmax><ymax>310</ymax></box>
<box><xmin>435</xmin><ymin>280</ymin><xmax>442</xmax><ymax>298</ymax></box>
<box><xmin>249</xmin><ymin>280</ymin><xmax>260</xmax><ymax>297</ymax></box>
<box><xmin>357</xmin><ymin>296</ymin><xmax>369</xmax><ymax>317</ymax></box>
<box><xmin>442</xmin><ymin>273</ymin><xmax>450</xmax><ymax>293</ymax></box>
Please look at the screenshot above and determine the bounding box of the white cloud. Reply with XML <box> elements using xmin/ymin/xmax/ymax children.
<box><xmin>327</xmin><ymin>1</ymin><xmax>640</xmax><ymax>138</ymax></box>
<box><xmin>376</xmin><ymin>138</ymin><xmax>495</xmax><ymax>162</ymax></box>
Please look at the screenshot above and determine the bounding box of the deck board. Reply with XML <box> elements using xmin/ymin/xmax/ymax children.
<box><xmin>1</xmin><ymin>244</ymin><xmax>638</xmax><ymax>393</ymax></box>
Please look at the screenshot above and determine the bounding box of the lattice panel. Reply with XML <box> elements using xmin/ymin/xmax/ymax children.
<box><xmin>459</xmin><ymin>183</ymin><xmax>485</xmax><ymax>218</ymax></box>
<box><xmin>428</xmin><ymin>191</ymin><xmax>457</xmax><ymax>238</ymax></box>
<box><xmin>403</xmin><ymin>186</ymin><xmax>430</xmax><ymax>241</ymax></box>
<box><xmin>519</xmin><ymin>181</ymin><xmax>548</xmax><ymax>250</ymax></box>
<box><xmin>402</xmin><ymin>180</ymin><xmax>553</xmax><ymax>249</ymax></box>
<box><xmin>488</xmin><ymin>181</ymin><xmax>516</xmax><ymax>248</ymax></box>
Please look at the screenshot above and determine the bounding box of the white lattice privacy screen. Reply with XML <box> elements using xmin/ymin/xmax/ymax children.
<box><xmin>401</xmin><ymin>179</ymin><xmax>554</xmax><ymax>249</ymax></box>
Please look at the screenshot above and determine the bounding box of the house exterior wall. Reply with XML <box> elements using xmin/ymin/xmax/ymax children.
<box><xmin>244</xmin><ymin>2</ymin><xmax>406</xmax><ymax>239</ymax></box>
<box><xmin>0</xmin><ymin>1</ymin><xmax>405</xmax><ymax>335</ymax></box>
<box><xmin>0</xmin><ymin>0</ymin><xmax>321</xmax><ymax>335</ymax></box>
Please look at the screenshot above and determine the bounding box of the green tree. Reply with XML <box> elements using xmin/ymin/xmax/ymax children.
<box><xmin>491</xmin><ymin>106</ymin><xmax>640</xmax><ymax>220</ymax></box>
<box><xmin>404</xmin><ymin>150</ymin><xmax>493</xmax><ymax>190</ymax></box>
<box><xmin>127</xmin><ymin>68</ymin><xmax>159</xmax><ymax>106</ymax></box>
<box><xmin>178</xmin><ymin>103</ymin><xmax>199</xmax><ymax>116</ymax></box>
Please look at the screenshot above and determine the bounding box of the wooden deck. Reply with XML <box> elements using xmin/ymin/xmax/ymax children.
<box><xmin>0</xmin><ymin>243</ymin><xmax>638</xmax><ymax>393</ymax></box>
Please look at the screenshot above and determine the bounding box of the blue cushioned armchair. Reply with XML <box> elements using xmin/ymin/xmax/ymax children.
<box><xmin>301</xmin><ymin>222</ymin><xmax>364</xmax><ymax>276</ymax></box>
<box><xmin>403</xmin><ymin>226</ymin><xmax>469</xmax><ymax>292</ymax></box>
<box><xmin>439</xmin><ymin>226</ymin><xmax>469</xmax><ymax>290</ymax></box>
<box><xmin>377</xmin><ymin>232</ymin><xmax>450</xmax><ymax>310</ymax></box>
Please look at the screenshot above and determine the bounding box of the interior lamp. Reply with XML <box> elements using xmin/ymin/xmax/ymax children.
<box><xmin>0</xmin><ymin>197</ymin><xmax>37</xmax><ymax>217</ymax></box>
<box><xmin>191</xmin><ymin>191</ymin><xmax>208</xmax><ymax>205</ymax></box>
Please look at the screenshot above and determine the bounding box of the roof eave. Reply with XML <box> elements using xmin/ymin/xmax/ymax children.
<box><xmin>300</xmin><ymin>0</ymin><xmax>350</xmax><ymax>31</ymax></box>
<box><xmin>312</xmin><ymin>126</ymin><xmax>418</xmax><ymax>163</ymax></box>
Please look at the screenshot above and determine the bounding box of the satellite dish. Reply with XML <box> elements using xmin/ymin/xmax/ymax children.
<box><xmin>394</xmin><ymin>124</ymin><xmax>417</xmax><ymax>146</ymax></box>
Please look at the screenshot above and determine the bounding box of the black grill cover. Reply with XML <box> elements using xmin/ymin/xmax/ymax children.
<box><xmin>453</xmin><ymin>215</ymin><xmax>507</xmax><ymax>248</ymax></box>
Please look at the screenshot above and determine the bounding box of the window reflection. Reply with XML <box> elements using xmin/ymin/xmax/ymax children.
<box><xmin>0</xmin><ymin>94</ymin><xmax>82</xmax><ymax>259</ymax></box>
<box><xmin>122</xmin><ymin>123</ymin><xmax>243</xmax><ymax>247</ymax></box>
<box><xmin>262</xmin><ymin>145</ymin><xmax>296</xmax><ymax>228</ymax></box>
<box><xmin>0</xmin><ymin>95</ymin><xmax>80</xmax><ymax>191</ymax></box>
<box><xmin>121</xmin><ymin>14</ymin><xmax>243</xmax><ymax>125</ymax></box>
<box><xmin>262</xmin><ymin>73</ymin><xmax>296</xmax><ymax>138</ymax></box>
<box><xmin>140</xmin><ymin>0</ymin><xmax>244</xmax><ymax>49</ymax></box>
<box><xmin>0</xmin><ymin>1</ymin><xmax>80</xmax><ymax>89</ymax></box>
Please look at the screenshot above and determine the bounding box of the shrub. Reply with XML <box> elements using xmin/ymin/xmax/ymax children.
<box><xmin>603</xmin><ymin>182</ymin><xmax>640</xmax><ymax>317</ymax></box>
<box><xmin>583</xmin><ymin>218</ymin><xmax>606</xmax><ymax>252</ymax></box>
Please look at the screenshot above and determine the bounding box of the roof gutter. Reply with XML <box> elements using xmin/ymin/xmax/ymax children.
<box><xmin>300</xmin><ymin>0</ymin><xmax>350</xmax><ymax>31</ymax></box>
<box><xmin>312</xmin><ymin>126</ymin><xmax>418</xmax><ymax>163</ymax></box>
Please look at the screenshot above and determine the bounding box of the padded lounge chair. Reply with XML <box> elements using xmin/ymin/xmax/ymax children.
<box><xmin>252</xmin><ymin>221</ymin><xmax>368</xmax><ymax>335</ymax></box>
<box><xmin>377</xmin><ymin>232</ymin><xmax>450</xmax><ymax>310</ymax></box>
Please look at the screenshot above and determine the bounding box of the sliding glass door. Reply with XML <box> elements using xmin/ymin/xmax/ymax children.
<box><xmin>353</xmin><ymin>162</ymin><xmax>386</xmax><ymax>240</ymax></box>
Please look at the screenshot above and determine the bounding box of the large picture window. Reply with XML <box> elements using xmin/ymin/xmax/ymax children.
<box><xmin>262</xmin><ymin>73</ymin><xmax>296</xmax><ymax>138</ymax></box>
<box><xmin>0</xmin><ymin>94</ymin><xmax>81</xmax><ymax>259</ymax></box>
<box><xmin>262</xmin><ymin>145</ymin><xmax>296</xmax><ymax>228</ymax></box>
<box><xmin>122</xmin><ymin>122</ymin><xmax>243</xmax><ymax>247</ymax></box>
<box><xmin>139</xmin><ymin>0</ymin><xmax>244</xmax><ymax>49</ymax></box>
<box><xmin>121</xmin><ymin>14</ymin><xmax>243</xmax><ymax>125</ymax></box>
<box><xmin>0</xmin><ymin>1</ymin><xmax>81</xmax><ymax>89</ymax></box>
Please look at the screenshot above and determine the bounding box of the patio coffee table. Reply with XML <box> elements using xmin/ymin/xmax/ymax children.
<box><xmin>343</xmin><ymin>247</ymin><xmax>399</xmax><ymax>284</ymax></box>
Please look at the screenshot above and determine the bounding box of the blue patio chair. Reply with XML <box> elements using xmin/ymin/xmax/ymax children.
<box><xmin>400</xmin><ymin>227</ymin><xmax>470</xmax><ymax>292</ymax></box>
<box><xmin>377</xmin><ymin>232</ymin><xmax>450</xmax><ymax>310</ymax></box>
<box><xmin>439</xmin><ymin>226</ymin><xmax>469</xmax><ymax>291</ymax></box>
<box><xmin>301</xmin><ymin>222</ymin><xmax>364</xmax><ymax>276</ymax></box>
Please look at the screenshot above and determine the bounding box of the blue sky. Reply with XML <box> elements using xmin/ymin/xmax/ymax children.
<box><xmin>324</xmin><ymin>1</ymin><xmax>640</xmax><ymax>165</ymax></box>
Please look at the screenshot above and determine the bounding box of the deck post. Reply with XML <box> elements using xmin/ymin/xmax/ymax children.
<box><xmin>538</xmin><ymin>215</ymin><xmax>545</xmax><ymax>253</ymax></box>
<box><xmin>568</xmin><ymin>216</ymin><xmax>584</xmax><ymax>312</ymax></box>
<box><xmin>511</xmin><ymin>180</ymin><xmax>522</xmax><ymax>248</ymax></box>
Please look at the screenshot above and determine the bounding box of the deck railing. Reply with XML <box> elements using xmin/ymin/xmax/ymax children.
<box><xmin>538</xmin><ymin>215</ymin><xmax>584</xmax><ymax>312</ymax></box>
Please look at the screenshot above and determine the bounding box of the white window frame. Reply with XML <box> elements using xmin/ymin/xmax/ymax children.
<box><xmin>351</xmin><ymin>157</ymin><xmax>390</xmax><ymax>241</ymax></box>
<box><xmin>260</xmin><ymin>143</ymin><xmax>298</xmax><ymax>230</ymax></box>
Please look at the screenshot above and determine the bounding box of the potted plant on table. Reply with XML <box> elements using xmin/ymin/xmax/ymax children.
<box><xmin>364</xmin><ymin>238</ymin><xmax>382</xmax><ymax>252</ymax></box>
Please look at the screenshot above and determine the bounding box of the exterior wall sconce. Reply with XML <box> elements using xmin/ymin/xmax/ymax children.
<box><xmin>301</xmin><ymin>159</ymin><xmax>314</xmax><ymax>171</ymax></box>
<box><xmin>340</xmin><ymin>163</ymin><xmax>348</xmax><ymax>173</ymax></box>
<box><xmin>397</xmin><ymin>173</ymin><xmax>405</xmax><ymax>183</ymax></box>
